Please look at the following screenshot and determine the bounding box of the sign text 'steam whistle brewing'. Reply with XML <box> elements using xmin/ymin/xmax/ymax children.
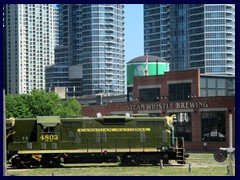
<box><xmin>126</xmin><ymin>101</ymin><xmax>209</xmax><ymax>111</ymax></box>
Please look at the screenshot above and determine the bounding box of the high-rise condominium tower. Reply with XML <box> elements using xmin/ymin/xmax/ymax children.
<box><xmin>3</xmin><ymin>4</ymin><xmax>59</xmax><ymax>94</ymax></box>
<box><xmin>45</xmin><ymin>4</ymin><xmax>125</xmax><ymax>97</ymax></box>
<box><xmin>144</xmin><ymin>4</ymin><xmax>235</xmax><ymax>75</ymax></box>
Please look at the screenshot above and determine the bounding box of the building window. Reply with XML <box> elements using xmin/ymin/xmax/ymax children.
<box><xmin>227</xmin><ymin>78</ymin><xmax>235</xmax><ymax>96</ymax></box>
<box><xmin>169</xmin><ymin>83</ymin><xmax>191</xmax><ymax>101</ymax></box>
<box><xmin>170</xmin><ymin>112</ymin><xmax>192</xmax><ymax>141</ymax></box>
<box><xmin>139</xmin><ymin>88</ymin><xmax>160</xmax><ymax>102</ymax></box>
<box><xmin>200</xmin><ymin>77</ymin><xmax>235</xmax><ymax>97</ymax></box>
<box><xmin>201</xmin><ymin>111</ymin><xmax>226</xmax><ymax>142</ymax></box>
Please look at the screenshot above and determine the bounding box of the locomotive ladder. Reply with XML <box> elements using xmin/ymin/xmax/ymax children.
<box><xmin>175</xmin><ymin>137</ymin><xmax>185</xmax><ymax>164</ymax></box>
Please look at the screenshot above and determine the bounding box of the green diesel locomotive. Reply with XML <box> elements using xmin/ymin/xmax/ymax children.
<box><xmin>6</xmin><ymin>114</ymin><xmax>188</xmax><ymax>168</ymax></box>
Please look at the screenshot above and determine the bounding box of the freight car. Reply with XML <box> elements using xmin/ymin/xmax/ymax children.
<box><xmin>6</xmin><ymin>114</ymin><xmax>188</xmax><ymax>168</ymax></box>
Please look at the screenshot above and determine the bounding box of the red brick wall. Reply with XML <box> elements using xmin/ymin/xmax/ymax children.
<box><xmin>133</xmin><ymin>69</ymin><xmax>200</xmax><ymax>99</ymax></box>
<box><xmin>82</xmin><ymin>69</ymin><xmax>235</xmax><ymax>152</ymax></box>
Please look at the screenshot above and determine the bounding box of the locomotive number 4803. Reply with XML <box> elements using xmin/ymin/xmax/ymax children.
<box><xmin>40</xmin><ymin>134</ymin><xmax>58</xmax><ymax>142</ymax></box>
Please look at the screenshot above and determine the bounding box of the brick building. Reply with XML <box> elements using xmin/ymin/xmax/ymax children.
<box><xmin>82</xmin><ymin>69</ymin><xmax>235</xmax><ymax>152</ymax></box>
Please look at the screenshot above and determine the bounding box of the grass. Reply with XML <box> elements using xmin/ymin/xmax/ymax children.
<box><xmin>7</xmin><ymin>153</ymin><xmax>235</xmax><ymax>176</ymax></box>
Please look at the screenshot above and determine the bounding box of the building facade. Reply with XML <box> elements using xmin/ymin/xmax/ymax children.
<box><xmin>3</xmin><ymin>4</ymin><xmax>59</xmax><ymax>94</ymax></box>
<box><xmin>144</xmin><ymin>4</ymin><xmax>235</xmax><ymax>75</ymax></box>
<box><xmin>46</xmin><ymin>4</ymin><xmax>125</xmax><ymax>97</ymax></box>
<box><xmin>82</xmin><ymin>69</ymin><xmax>235</xmax><ymax>151</ymax></box>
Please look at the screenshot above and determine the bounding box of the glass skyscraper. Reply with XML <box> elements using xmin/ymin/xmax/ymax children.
<box><xmin>46</xmin><ymin>4</ymin><xmax>125</xmax><ymax>97</ymax></box>
<box><xmin>144</xmin><ymin>4</ymin><xmax>235</xmax><ymax>75</ymax></box>
<box><xmin>3</xmin><ymin>4</ymin><xmax>59</xmax><ymax>94</ymax></box>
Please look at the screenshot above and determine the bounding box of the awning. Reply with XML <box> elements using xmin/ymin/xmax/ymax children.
<box><xmin>37</xmin><ymin>116</ymin><xmax>60</xmax><ymax>127</ymax></box>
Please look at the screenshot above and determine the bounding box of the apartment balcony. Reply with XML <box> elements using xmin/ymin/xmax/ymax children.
<box><xmin>226</xmin><ymin>20</ymin><xmax>235</xmax><ymax>27</ymax></box>
<box><xmin>226</xmin><ymin>42</ymin><xmax>235</xmax><ymax>46</ymax></box>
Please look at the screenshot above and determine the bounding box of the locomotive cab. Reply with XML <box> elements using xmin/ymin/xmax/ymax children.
<box><xmin>36</xmin><ymin>116</ymin><xmax>61</xmax><ymax>149</ymax></box>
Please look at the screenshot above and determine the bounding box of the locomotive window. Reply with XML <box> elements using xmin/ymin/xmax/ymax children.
<box><xmin>43</xmin><ymin>126</ymin><xmax>55</xmax><ymax>133</ymax></box>
<box><xmin>103</xmin><ymin>118</ymin><xmax>125</xmax><ymax>125</ymax></box>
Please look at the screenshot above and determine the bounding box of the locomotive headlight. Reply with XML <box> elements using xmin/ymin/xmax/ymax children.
<box><xmin>6</xmin><ymin>117</ymin><xmax>16</xmax><ymax>129</ymax></box>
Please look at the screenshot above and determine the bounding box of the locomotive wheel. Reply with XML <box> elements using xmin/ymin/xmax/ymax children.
<box><xmin>11</xmin><ymin>157</ymin><xmax>18</xmax><ymax>168</ymax></box>
<box><xmin>41</xmin><ymin>155</ymin><xmax>62</xmax><ymax>168</ymax></box>
<box><xmin>151</xmin><ymin>160</ymin><xmax>158</xmax><ymax>166</ymax></box>
<box><xmin>11</xmin><ymin>154</ymin><xmax>33</xmax><ymax>168</ymax></box>
<box><xmin>163</xmin><ymin>154</ymin><xmax>169</xmax><ymax>165</ymax></box>
<box><xmin>11</xmin><ymin>156</ymin><xmax>20</xmax><ymax>168</ymax></box>
<box><xmin>130</xmin><ymin>158</ymin><xmax>140</xmax><ymax>166</ymax></box>
<box><xmin>11</xmin><ymin>156</ymin><xmax>26</xmax><ymax>169</ymax></box>
<box><xmin>120</xmin><ymin>154</ymin><xmax>140</xmax><ymax>166</ymax></box>
<box><xmin>134</xmin><ymin>159</ymin><xmax>141</xmax><ymax>166</ymax></box>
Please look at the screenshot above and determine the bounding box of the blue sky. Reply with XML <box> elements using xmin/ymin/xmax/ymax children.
<box><xmin>124</xmin><ymin>4</ymin><xmax>144</xmax><ymax>63</ymax></box>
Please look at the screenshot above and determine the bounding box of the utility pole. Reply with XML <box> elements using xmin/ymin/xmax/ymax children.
<box><xmin>218</xmin><ymin>113</ymin><xmax>235</xmax><ymax>176</ymax></box>
<box><xmin>3</xmin><ymin>89</ymin><xmax>7</xmax><ymax>176</ymax></box>
<box><xmin>228</xmin><ymin>114</ymin><xmax>233</xmax><ymax>176</ymax></box>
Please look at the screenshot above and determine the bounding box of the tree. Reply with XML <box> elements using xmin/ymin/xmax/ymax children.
<box><xmin>61</xmin><ymin>98</ymin><xmax>81</xmax><ymax>117</ymax></box>
<box><xmin>6</xmin><ymin>94</ymin><xmax>33</xmax><ymax>118</ymax></box>
<box><xmin>6</xmin><ymin>89</ymin><xmax>82</xmax><ymax>118</ymax></box>
<box><xmin>27</xmin><ymin>89</ymin><xmax>63</xmax><ymax>116</ymax></box>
